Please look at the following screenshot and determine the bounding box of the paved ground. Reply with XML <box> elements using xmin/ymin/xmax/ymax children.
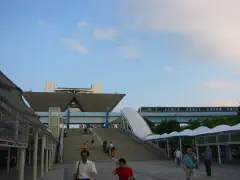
<box><xmin>1</xmin><ymin>160</ymin><xmax>240</xmax><ymax>180</ymax></box>
<box><xmin>39</xmin><ymin>160</ymin><xmax>240</xmax><ymax>180</ymax></box>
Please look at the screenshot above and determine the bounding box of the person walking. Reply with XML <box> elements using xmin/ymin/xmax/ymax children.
<box><xmin>204</xmin><ymin>147</ymin><xmax>212</xmax><ymax>177</ymax></box>
<box><xmin>182</xmin><ymin>148</ymin><xmax>197</xmax><ymax>180</ymax></box>
<box><xmin>82</xmin><ymin>143</ymin><xmax>87</xmax><ymax>151</ymax></box>
<box><xmin>102</xmin><ymin>141</ymin><xmax>107</xmax><ymax>153</ymax></box>
<box><xmin>74</xmin><ymin>150</ymin><xmax>97</xmax><ymax>180</ymax></box>
<box><xmin>174</xmin><ymin>148</ymin><xmax>181</xmax><ymax>166</ymax></box>
<box><xmin>109</xmin><ymin>142</ymin><xmax>114</xmax><ymax>156</ymax></box>
<box><xmin>112</xmin><ymin>158</ymin><xmax>134</xmax><ymax>180</ymax></box>
<box><xmin>91</xmin><ymin>139</ymin><xmax>95</xmax><ymax>149</ymax></box>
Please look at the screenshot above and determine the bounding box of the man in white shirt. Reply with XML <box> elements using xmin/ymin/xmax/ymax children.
<box><xmin>74</xmin><ymin>150</ymin><xmax>97</xmax><ymax>180</ymax></box>
<box><xmin>175</xmin><ymin>148</ymin><xmax>181</xmax><ymax>166</ymax></box>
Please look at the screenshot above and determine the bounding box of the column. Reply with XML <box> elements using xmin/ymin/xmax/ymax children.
<box><xmin>179</xmin><ymin>137</ymin><xmax>182</xmax><ymax>160</ymax></box>
<box><xmin>228</xmin><ymin>146</ymin><xmax>232</xmax><ymax>161</ymax></box>
<box><xmin>49</xmin><ymin>150</ymin><xmax>51</xmax><ymax>169</ymax></box>
<box><xmin>19</xmin><ymin>148</ymin><xmax>26</xmax><ymax>180</ymax></box>
<box><xmin>17</xmin><ymin>148</ymin><xmax>20</xmax><ymax>169</ymax></box>
<box><xmin>217</xmin><ymin>145</ymin><xmax>222</xmax><ymax>164</ymax></box>
<box><xmin>45</xmin><ymin>149</ymin><xmax>49</xmax><ymax>172</ymax></box>
<box><xmin>52</xmin><ymin>142</ymin><xmax>55</xmax><ymax>166</ymax></box>
<box><xmin>33</xmin><ymin>132</ymin><xmax>38</xmax><ymax>180</ymax></box>
<box><xmin>28</xmin><ymin>141</ymin><xmax>31</xmax><ymax>165</ymax></box>
<box><xmin>7</xmin><ymin>147</ymin><xmax>11</xmax><ymax>173</ymax></box>
<box><xmin>196</xmin><ymin>146</ymin><xmax>199</xmax><ymax>162</ymax></box>
<box><xmin>166</xmin><ymin>139</ymin><xmax>170</xmax><ymax>159</ymax></box>
<box><xmin>41</xmin><ymin>135</ymin><xmax>46</xmax><ymax>178</ymax></box>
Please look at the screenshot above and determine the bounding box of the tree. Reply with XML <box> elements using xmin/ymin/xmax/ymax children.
<box><xmin>187</xmin><ymin>120</ymin><xmax>201</xmax><ymax>130</ymax></box>
<box><xmin>155</xmin><ymin>120</ymin><xmax>181</xmax><ymax>134</ymax></box>
<box><xmin>143</xmin><ymin>117</ymin><xmax>156</xmax><ymax>133</ymax></box>
<box><xmin>185</xmin><ymin>116</ymin><xmax>239</xmax><ymax>129</ymax></box>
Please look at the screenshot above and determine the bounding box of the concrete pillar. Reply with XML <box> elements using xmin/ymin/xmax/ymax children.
<box><xmin>228</xmin><ymin>146</ymin><xmax>232</xmax><ymax>161</ymax></box>
<box><xmin>7</xmin><ymin>147</ymin><xmax>11</xmax><ymax>173</ymax></box>
<box><xmin>19</xmin><ymin>148</ymin><xmax>26</xmax><ymax>180</ymax></box>
<box><xmin>49</xmin><ymin>150</ymin><xmax>51</xmax><ymax>169</ymax></box>
<box><xmin>17</xmin><ymin>148</ymin><xmax>20</xmax><ymax>169</ymax></box>
<box><xmin>33</xmin><ymin>132</ymin><xmax>38</xmax><ymax>180</ymax></box>
<box><xmin>51</xmin><ymin>142</ymin><xmax>54</xmax><ymax>167</ymax></box>
<box><xmin>166</xmin><ymin>139</ymin><xmax>170</xmax><ymax>159</ymax></box>
<box><xmin>41</xmin><ymin>135</ymin><xmax>46</xmax><ymax>178</ymax></box>
<box><xmin>217</xmin><ymin>145</ymin><xmax>222</xmax><ymax>164</ymax></box>
<box><xmin>28</xmin><ymin>142</ymin><xmax>31</xmax><ymax>165</ymax></box>
<box><xmin>179</xmin><ymin>137</ymin><xmax>182</xmax><ymax>160</ymax></box>
<box><xmin>196</xmin><ymin>146</ymin><xmax>199</xmax><ymax>162</ymax></box>
<box><xmin>45</xmin><ymin>149</ymin><xmax>49</xmax><ymax>172</ymax></box>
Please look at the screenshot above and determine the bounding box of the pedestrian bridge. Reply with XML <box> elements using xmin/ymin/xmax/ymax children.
<box><xmin>38</xmin><ymin>110</ymin><xmax>237</xmax><ymax>125</ymax></box>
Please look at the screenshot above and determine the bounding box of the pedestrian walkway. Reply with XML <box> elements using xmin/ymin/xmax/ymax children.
<box><xmin>38</xmin><ymin>160</ymin><xmax>240</xmax><ymax>180</ymax></box>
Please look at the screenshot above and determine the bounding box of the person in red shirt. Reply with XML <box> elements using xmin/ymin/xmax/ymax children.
<box><xmin>112</xmin><ymin>158</ymin><xmax>134</xmax><ymax>180</ymax></box>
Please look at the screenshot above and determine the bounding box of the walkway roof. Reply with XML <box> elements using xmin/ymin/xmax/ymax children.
<box><xmin>0</xmin><ymin>71</ymin><xmax>54</xmax><ymax>136</ymax></box>
<box><xmin>144</xmin><ymin>123</ymin><xmax>240</xmax><ymax>140</ymax></box>
<box><xmin>23</xmin><ymin>92</ymin><xmax>125</xmax><ymax>112</ymax></box>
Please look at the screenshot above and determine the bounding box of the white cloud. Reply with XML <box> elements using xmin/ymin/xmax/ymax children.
<box><xmin>38</xmin><ymin>19</ymin><xmax>46</xmax><ymax>27</ymax></box>
<box><xmin>199</xmin><ymin>81</ymin><xmax>240</xmax><ymax>89</ymax></box>
<box><xmin>163</xmin><ymin>66</ymin><xmax>174</xmax><ymax>73</ymax></box>
<box><xmin>77</xmin><ymin>21</ymin><xmax>87</xmax><ymax>28</ymax></box>
<box><xmin>62</xmin><ymin>39</ymin><xmax>88</xmax><ymax>54</ymax></box>
<box><xmin>121</xmin><ymin>0</ymin><xmax>240</xmax><ymax>65</ymax></box>
<box><xmin>121</xmin><ymin>45</ymin><xmax>141</xmax><ymax>59</ymax></box>
<box><xmin>93</xmin><ymin>28</ymin><xmax>119</xmax><ymax>40</ymax></box>
<box><xmin>201</xmin><ymin>99</ymin><xmax>240</xmax><ymax>107</ymax></box>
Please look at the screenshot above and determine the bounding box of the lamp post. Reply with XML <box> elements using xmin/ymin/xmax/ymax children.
<box><xmin>67</xmin><ymin>106</ymin><xmax>70</xmax><ymax>129</ymax></box>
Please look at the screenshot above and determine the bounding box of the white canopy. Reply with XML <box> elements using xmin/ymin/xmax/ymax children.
<box><xmin>146</xmin><ymin>123</ymin><xmax>240</xmax><ymax>140</ymax></box>
<box><xmin>210</xmin><ymin>125</ymin><xmax>232</xmax><ymax>134</ymax></box>
<box><xmin>231</xmin><ymin>123</ymin><xmax>240</xmax><ymax>131</ymax></box>
<box><xmin>193</xmin><ymin>126</ymin><xmax>211</xmax><ymax>135</ymax></box>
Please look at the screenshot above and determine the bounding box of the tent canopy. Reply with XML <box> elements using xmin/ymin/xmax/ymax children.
<box><xmin>144</xmin><ymin>123</ymin><xmax>240</xmax><ymax>140</ymax></box>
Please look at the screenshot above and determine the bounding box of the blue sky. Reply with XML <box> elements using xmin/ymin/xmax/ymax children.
<box><xmin>1</xmin><ymin>0</ymin><xmax>240</xmax><ymax>111</ymax></box>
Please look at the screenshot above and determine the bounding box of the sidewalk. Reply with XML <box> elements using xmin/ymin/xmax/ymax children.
<box><xmin>0</xmin><ymin>164</ymin><xmax>65</xmax><ymax>180</ymax></box>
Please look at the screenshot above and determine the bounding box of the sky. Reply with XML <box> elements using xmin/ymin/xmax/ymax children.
<box><xmin>1</xmin><ymin>0</ymin><xmax>240</xmax><ymax>111</ymax></box>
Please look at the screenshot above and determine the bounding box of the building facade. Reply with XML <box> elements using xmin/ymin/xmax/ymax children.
<box><xmin>44</xmin><ymin>82</ymin><xmax>103</xmax><ymax>94</ymax></box>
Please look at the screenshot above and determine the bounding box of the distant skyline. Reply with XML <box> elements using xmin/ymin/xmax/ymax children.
<box><xmin>1</xmin><ymin>0</ymin><xmax>240</xmax><ymax>111</ymax></box>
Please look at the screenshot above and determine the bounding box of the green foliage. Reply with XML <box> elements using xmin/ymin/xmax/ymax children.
<box><xmin>187</xmin><ymin>116</ymin><xmax>238</xmax><ymax>129</ymax></box>
<box><xmin>187</xmin><ymin>120</ymin><xmax>201</xmax><ymax>130</ymax></box>
<box><xmin>144</xmin><ymin>117</ymin><xmax>156</xmax><ymax>133</ymax></box>
<box><xmin>155</xmin><ymin>120</ymin><xmax>181</xmax><ymax>134</ymax></box>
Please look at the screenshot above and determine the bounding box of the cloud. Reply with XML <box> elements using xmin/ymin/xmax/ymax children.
<box><xmin>77</xmin><ymin>21</ymin><xmax>87</xmax><ymax>28</ymax></box>
<box><xmin>201</xmin><ymin>99</ymin><xmax>240</xmax><ymax>107</ymax></box>
<box><xmin>121</xmin><ymin>0</ymin><xmax>240</xmax><ymax>65</ymax></box>
<box><xmin>93</xmin><ymin>28</ymin><xmax>119</xmax><ymax>40</ymax></box>
<box><xmin>199</xmin><ymin>81</ymin><xmax>240</xmax><ymax>89</ymax></box>
<box><xmin>163</xmin><ymin>66</ymin><xmax>174</xmax><ymax>73</ymax></box>
<box><xmin>121</xmin><ymin>45</ymin><xmax>141</xmax><ymax>59</ymax></box>
<box><xmin>62</xmin><ymin>39</ymin><xmax>88</xmax><ymax>54</ymax></box>
<box><xmin>38</xmin><ymin>19</ymin><xmax>46</xmax><ymax>27</ymax></box>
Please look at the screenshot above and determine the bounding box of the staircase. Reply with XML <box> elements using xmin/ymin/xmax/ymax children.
<box><xmin>63</xmin><ymin>129</ymin><xmax>109</xmax><ymax>163</ymax></box>
<box><xmin>94</xmin><ymin>128</ymin><xmax>166</xmax><ymax>161</ymax></box>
